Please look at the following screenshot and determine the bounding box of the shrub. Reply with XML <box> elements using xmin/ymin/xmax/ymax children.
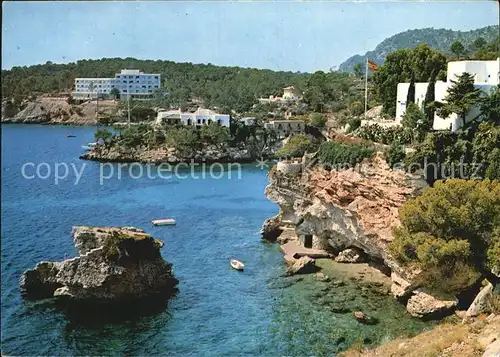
<box><xmin>355</xmin><ymin>124</ymin><xmax>413</xmax><ymax>145</ymax></box>
<box><xmin>317</xmin><ymin>141</ymin><xmax>375</xmax><ymax>169</ymax></box>
<box><xmin>275</xmin><ymin>134</ymin><xmax>312</xmax><ymax>158</ymax></box>
<box><xmin>346</xmin><ymin>117</ymin><xmax>361</xmax><ymax>133</ymax></box>
<box><xmin>389</xmin><ymin>179</ymin><xmax>500</xmax><ymax>297</ymax></box>
<box><xmin>200</xmin><ymin>122</ymin><xmax>229</xmax><ymax>146</ymax></box>
<box><xmin>165</xmin><ymin>126</ymin><xmax>199</xmax><ymax>151</ymax></box>
<box><xmin>405</xmin><ymin>121</ymin><xmax>500</xmax><ymax>184</ymax></box>
<box><xmin>94</xmin><ymin>128</ymin><xmax>113</xmax><ymax>144</ymax></box>
<box><xmin>385</xmin><ymin>140</ymin><xmax>406</xmax><ymax>168</ymax></box>
<box><xmin>309</xmin><ymin>112</ymin><xmax>326</xmax><ymax>128</ymax></box>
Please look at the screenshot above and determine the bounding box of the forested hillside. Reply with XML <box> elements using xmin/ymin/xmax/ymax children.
<box><xmin>1</xmin><ymin>58</ymin><xmax>311</xmax><ymax>113</ymax></box>
<box><xmin>339</xmin><ymin>25</ymin><xmax>499</xmax><ymax>72</ymax></box>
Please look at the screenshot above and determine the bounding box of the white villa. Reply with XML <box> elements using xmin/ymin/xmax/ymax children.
<box><xmin>72</xmin><ymin>69</ymin><xmax>161</xmax><ymax>100</ymax></box>
<box><xmin>258</xmin><ymin>85</ymin><xmax>303</xmax><ymax>104</ymax></box>
<box><xmin>396</xmin><ymin>58</ymin><xmax>499</xmax><ymax>131</ymax></box>
<box><xmin>155</xmin><ymin>108</ymin><xmax>230</xmax><ymax>128</ymax></box>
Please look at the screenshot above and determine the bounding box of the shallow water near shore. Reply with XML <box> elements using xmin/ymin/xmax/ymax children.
<box><xmin>2</xmin><ymin>125</ymin><xmax>433</xmax><ymax>356</ymax></box>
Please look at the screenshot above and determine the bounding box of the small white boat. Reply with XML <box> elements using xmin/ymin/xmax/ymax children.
<box><xmin>230</xmin><ymin>259</ymin><xmax>245</xmax><ymax>271</ymax></box>
<box><xmin>152</xmin><ymin>218</ymin><xmax>176</xmax><ymax>226</ymax></box>
<box><xmin>82</xmin><ymin>145</ymin><xmax>92</xmax><ymax>150</ymax></box>
<box><xmin>87</xmin><ymin>142</ymin><xmax>97</xmax><ymax>147</ymax></box>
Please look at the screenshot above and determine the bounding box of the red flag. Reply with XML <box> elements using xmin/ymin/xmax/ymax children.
<box><xmin>367</xmin><ymin>60</ymin><xmax>379</xmax><ymax>72</ymax></box>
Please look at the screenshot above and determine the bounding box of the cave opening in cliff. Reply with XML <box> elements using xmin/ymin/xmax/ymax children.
<box><xmin>304</xmin><ymin>234</ymin><xmax>313</xmax><ymax>248</ymax></box>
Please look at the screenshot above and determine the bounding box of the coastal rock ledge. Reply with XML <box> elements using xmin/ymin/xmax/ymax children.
<box><xmin>20</xmin><ymin>226</ymin><xmax>178</xmax><ymax>302</ymax></box>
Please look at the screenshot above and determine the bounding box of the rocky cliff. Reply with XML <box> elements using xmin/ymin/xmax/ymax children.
<box><xmin>2</xmin><ymin>97</ymin><xmax>118</xmax><ymax>125</ymax></box>
<box><xmin>262</xmin><ymin>153</ymin><xmax>462</xmax><ymax>318</ymax></box>
<box><xmin>20</xmin><ymin>226</ymin><xmax>178</xmax><ymax>302</ymax></box>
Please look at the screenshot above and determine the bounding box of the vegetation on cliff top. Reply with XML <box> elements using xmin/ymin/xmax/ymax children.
<box><xmin>318</xmin><ymin>140</ymin><xmax>375</xmax><ymax>169</ymax></box>
<box><xmin>275</xmin><ymin>134</ymin><xmax>315</xmax><ymax>158</ymax></box>
<box><xmin>94</xmin><ymin>121</ymin><xmax>280</xmax><ymax>158</ymax></box>
<box><xmin>102</xmin><ymin>231</ymin><xmax>163</xmax><ymax>263</ymax></box>
<box><xmin>389</xmin><ymin>179</ymin><xmax>500</xmax><ymax>297</ymax></box>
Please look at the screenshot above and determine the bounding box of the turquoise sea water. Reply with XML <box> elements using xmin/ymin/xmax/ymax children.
<box><xmin>1</xmin><ymin>125</ymin><xmax>432</xmax><ymax>356</ymax></box>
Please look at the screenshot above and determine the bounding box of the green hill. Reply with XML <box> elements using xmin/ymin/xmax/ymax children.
<box><xmin>1</xmin><ymin>58</ymin><xmax>311</xmax><ymax>113</ymax></box>
<box><xmin>339</xmin><ymin>25</ymin><xmax>499</xmax><ymax>72</ymax></box>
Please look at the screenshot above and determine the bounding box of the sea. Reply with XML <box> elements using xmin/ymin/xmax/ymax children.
<box><xmin>1</xmin><ymin>125</ymin><xmax>432</xmax><ymax>356</ymax></box>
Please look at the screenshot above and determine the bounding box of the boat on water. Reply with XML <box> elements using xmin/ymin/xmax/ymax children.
<box><xmin>66</xmin><ymin>134</ymin><xmax>76</xmax><ymax>138</ymax></box>
<box><xmin>81</xmin><ymin>145</ymin><xmax>92</xmax><ymax>151</ymax></box>
<box><xmin>87</xmin><ymin>142</ymin><xmax>97</xmax><ymax>147</ymax></box>
<box><xmin>152</xmin><ymin>218</ymin><xmax>176</xmax><ymax>226</ymax></box>
<box><xmin>230</xmin><ymin>259</ymin><xmax>245</xmax><ymax>271</ymax></box>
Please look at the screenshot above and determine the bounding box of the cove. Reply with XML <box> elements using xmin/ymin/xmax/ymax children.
<box><xmin>1</xmin><ymin>125</ymin><xmax>432</xmax><ymax>356</ymax></box>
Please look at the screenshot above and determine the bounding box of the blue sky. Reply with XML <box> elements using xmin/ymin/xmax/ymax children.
<box><xmin>2</xmin><ymin>1</ymin><xmax>498</xmax><ymax>72</ymax></box>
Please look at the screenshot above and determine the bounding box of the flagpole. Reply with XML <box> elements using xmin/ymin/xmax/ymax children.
<box><xmin>364</xmin><ymin>58</ymin><xmax>369</xmax><ymax>119</ymax></box>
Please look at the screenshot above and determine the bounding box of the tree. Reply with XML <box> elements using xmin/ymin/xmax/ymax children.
<box><xmin>422</xmin><ymin>69</ymin><xmax>437</xmax><ymax>130</ymax></box>
<box><xmin>450</xmin><ymin>40</ymin><xmax>465</xmax><ymax>59</ymax></box>
<box><xmin>402</xmin><ymin>102</ymin><xmax>427</xmax><ymax>143</ymax></box>
<box><xmin>200</xmin><ymin>122</ymin><xmax>229</xmax><ymax>146</ymax></box>
<box><xmin>385</xmin><ymin>140</ymin><xmax>406</xmax><ymax>168</ymax></box>
<box><xmin>165</xmin><ymin>127</ymin><xmax>199</xmax><ymax>153</ymax></box>
<box><xmin>275</xmin><ymin>134</ymin><xmax>312</xmax><ymax>158</ymax></box>
<box><xmin>353</xmin><ymin>63</ymin><xmax>364</xmax><ymax>78</ymax></box>
<box><xmin>479</xmin><ymin>85</ymin><xmax>500</xmax><ymax>124</ymax></box>
<box><xmin>406</xmin><ymin>73</ymin><xmax>415</xmax><ymax>105</ymax></box>
<box><xmin>389</xmin><ymin>179</ymin><xmax>500</xmax><ymax>297</ymax></box>
<box><xmin>109</xmin><ymin>87</ymin><xmax>121</xmax><ymax>100</ymax></box>
<box><xmin>436</xmin><ymin>72</ymin><xmax>483</xmax><ymax>127</ymax></box>
<box><xmin>309</xmin><ymin>113</ymin><xmax>326</xmax><ymax>128</ymax></box>
<box><xmin>94</xmin><ymin>128</ymin><xmax>113</xmax><ymax>144</ymax></box>
<box><xmin>372</xmin><ymin>44</ymin><xmax>447</xmax><ymax>117</ymax></box>
<box><xmin>472</xmin><ymin>37</ymin><xmax>487</xmax><ymax>52</ymax></box>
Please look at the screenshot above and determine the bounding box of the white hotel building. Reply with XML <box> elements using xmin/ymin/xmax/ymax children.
<box><xmin>396</xmin><ymin>58</ymin><xmax>499</xmax><ymax>131</ymax></box>
<box><xmin>72</xmin><ymin>69</ymin><xmax>161</xmax><ymax>100</ymax></box>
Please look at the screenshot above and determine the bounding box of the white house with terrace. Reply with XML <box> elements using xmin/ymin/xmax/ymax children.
<box><xmin>72</xmin><ymin>69</ymin><xmax>161</xmax><ymax>100</ymax></box>
<box><xmin>155</xmin><ymin>108</ymin><xmax>230</xmax><ymax>128</ymax></box>
<box><xmin>396</xmin><ymin>58</ymin><xmax>499</xmax><ymax>132</ymax></box>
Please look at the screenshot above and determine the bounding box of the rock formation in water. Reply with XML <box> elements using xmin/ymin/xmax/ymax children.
<box><xmin>261</xmin><ymin>153</ymin><xmax>463</xmax><ymax>318</ymax></box>
<box><xmin>80</xmin><ymin>143</ymin><xmax>259</xmax><ymax>164</ymax></box>
<box><xmin>20</xmin><ymin>226</ymin><xmax>178</xmax><ymax>302</ymax></box>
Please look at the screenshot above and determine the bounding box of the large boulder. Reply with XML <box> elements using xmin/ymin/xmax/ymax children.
<box><xmin>260</xmin><ymin>216</ymin><xmax>283</xmax><ymax>242</ymax></box>
<box><xmin>464</xmin><ymin>282</ymin><xmax>494</xmax><ymax>320</ymax></box>
<box><xmin>335</xmin><ymin>248</ymin><xmax>365</xmax><ymax>263</ymax></box>
<box><xmin>286</xmin><ymin>256</ymin><xmax>317</xmax><ymax>275</ymax></box>
<box><xmin>390</xmin><ymin>272</ymin><xmax>414</xmax><ymax>299</ymax></box>
<box><xmin>406</xmin><ymin>290</ymin><xmax>457</xmax><ymax>319</ymax></box>
<box><xmin>20</xmin><ymin>226</ymin><xmax>178</xmax><ymax>302</ymax></box>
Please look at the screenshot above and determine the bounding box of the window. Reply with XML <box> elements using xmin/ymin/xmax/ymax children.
<box><xmin>148</xmin><ymin>90</ymin><xmax>152</xmax><ymax>93</ymax></box>
<box><xmin>123</xmin><ymin>90</ymin><xmax>127</xmax><ymax>93</ymax></box>
<box><xmin>136</xmin><ymin>76</ymin><xmax>140</xmax><ymax>78</ymax></box>
<box><xmin>142</xmin><ymin>85</ymin><xmax>146</xmax><ymax>88</ymax></box>
<box><xmin>154</xmin><ymin>85</ymin><xmax>158</xmax><ymax>88</ymax></box>
<box><xmin>202</xmin><ymin>119</ymin><xmax>206</xmax><ymax>124</ymax></box>
<box><xmin>154</xmin><ymin>76</ymin><xmax>158</xmax><ymax>79</ymax></box>
<box><xmin>197</xmin><ymin>119</ymin><xmax>201</xmax><ymax>124</ymax></box>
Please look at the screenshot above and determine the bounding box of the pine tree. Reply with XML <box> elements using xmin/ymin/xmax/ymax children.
<box><xmin>406</xmin><ymin>73</ymin><xmax>415</xmax><ymax>105</ymax></box>
<box><xmin>422</xmin><ymin>69</ymin><xmax>437</xmax><ymax>130</ymax></box>
<box><xmin>436</xmin><ymin>73</ymin><xmax>482</xmax><ymax>127</ymax></box>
